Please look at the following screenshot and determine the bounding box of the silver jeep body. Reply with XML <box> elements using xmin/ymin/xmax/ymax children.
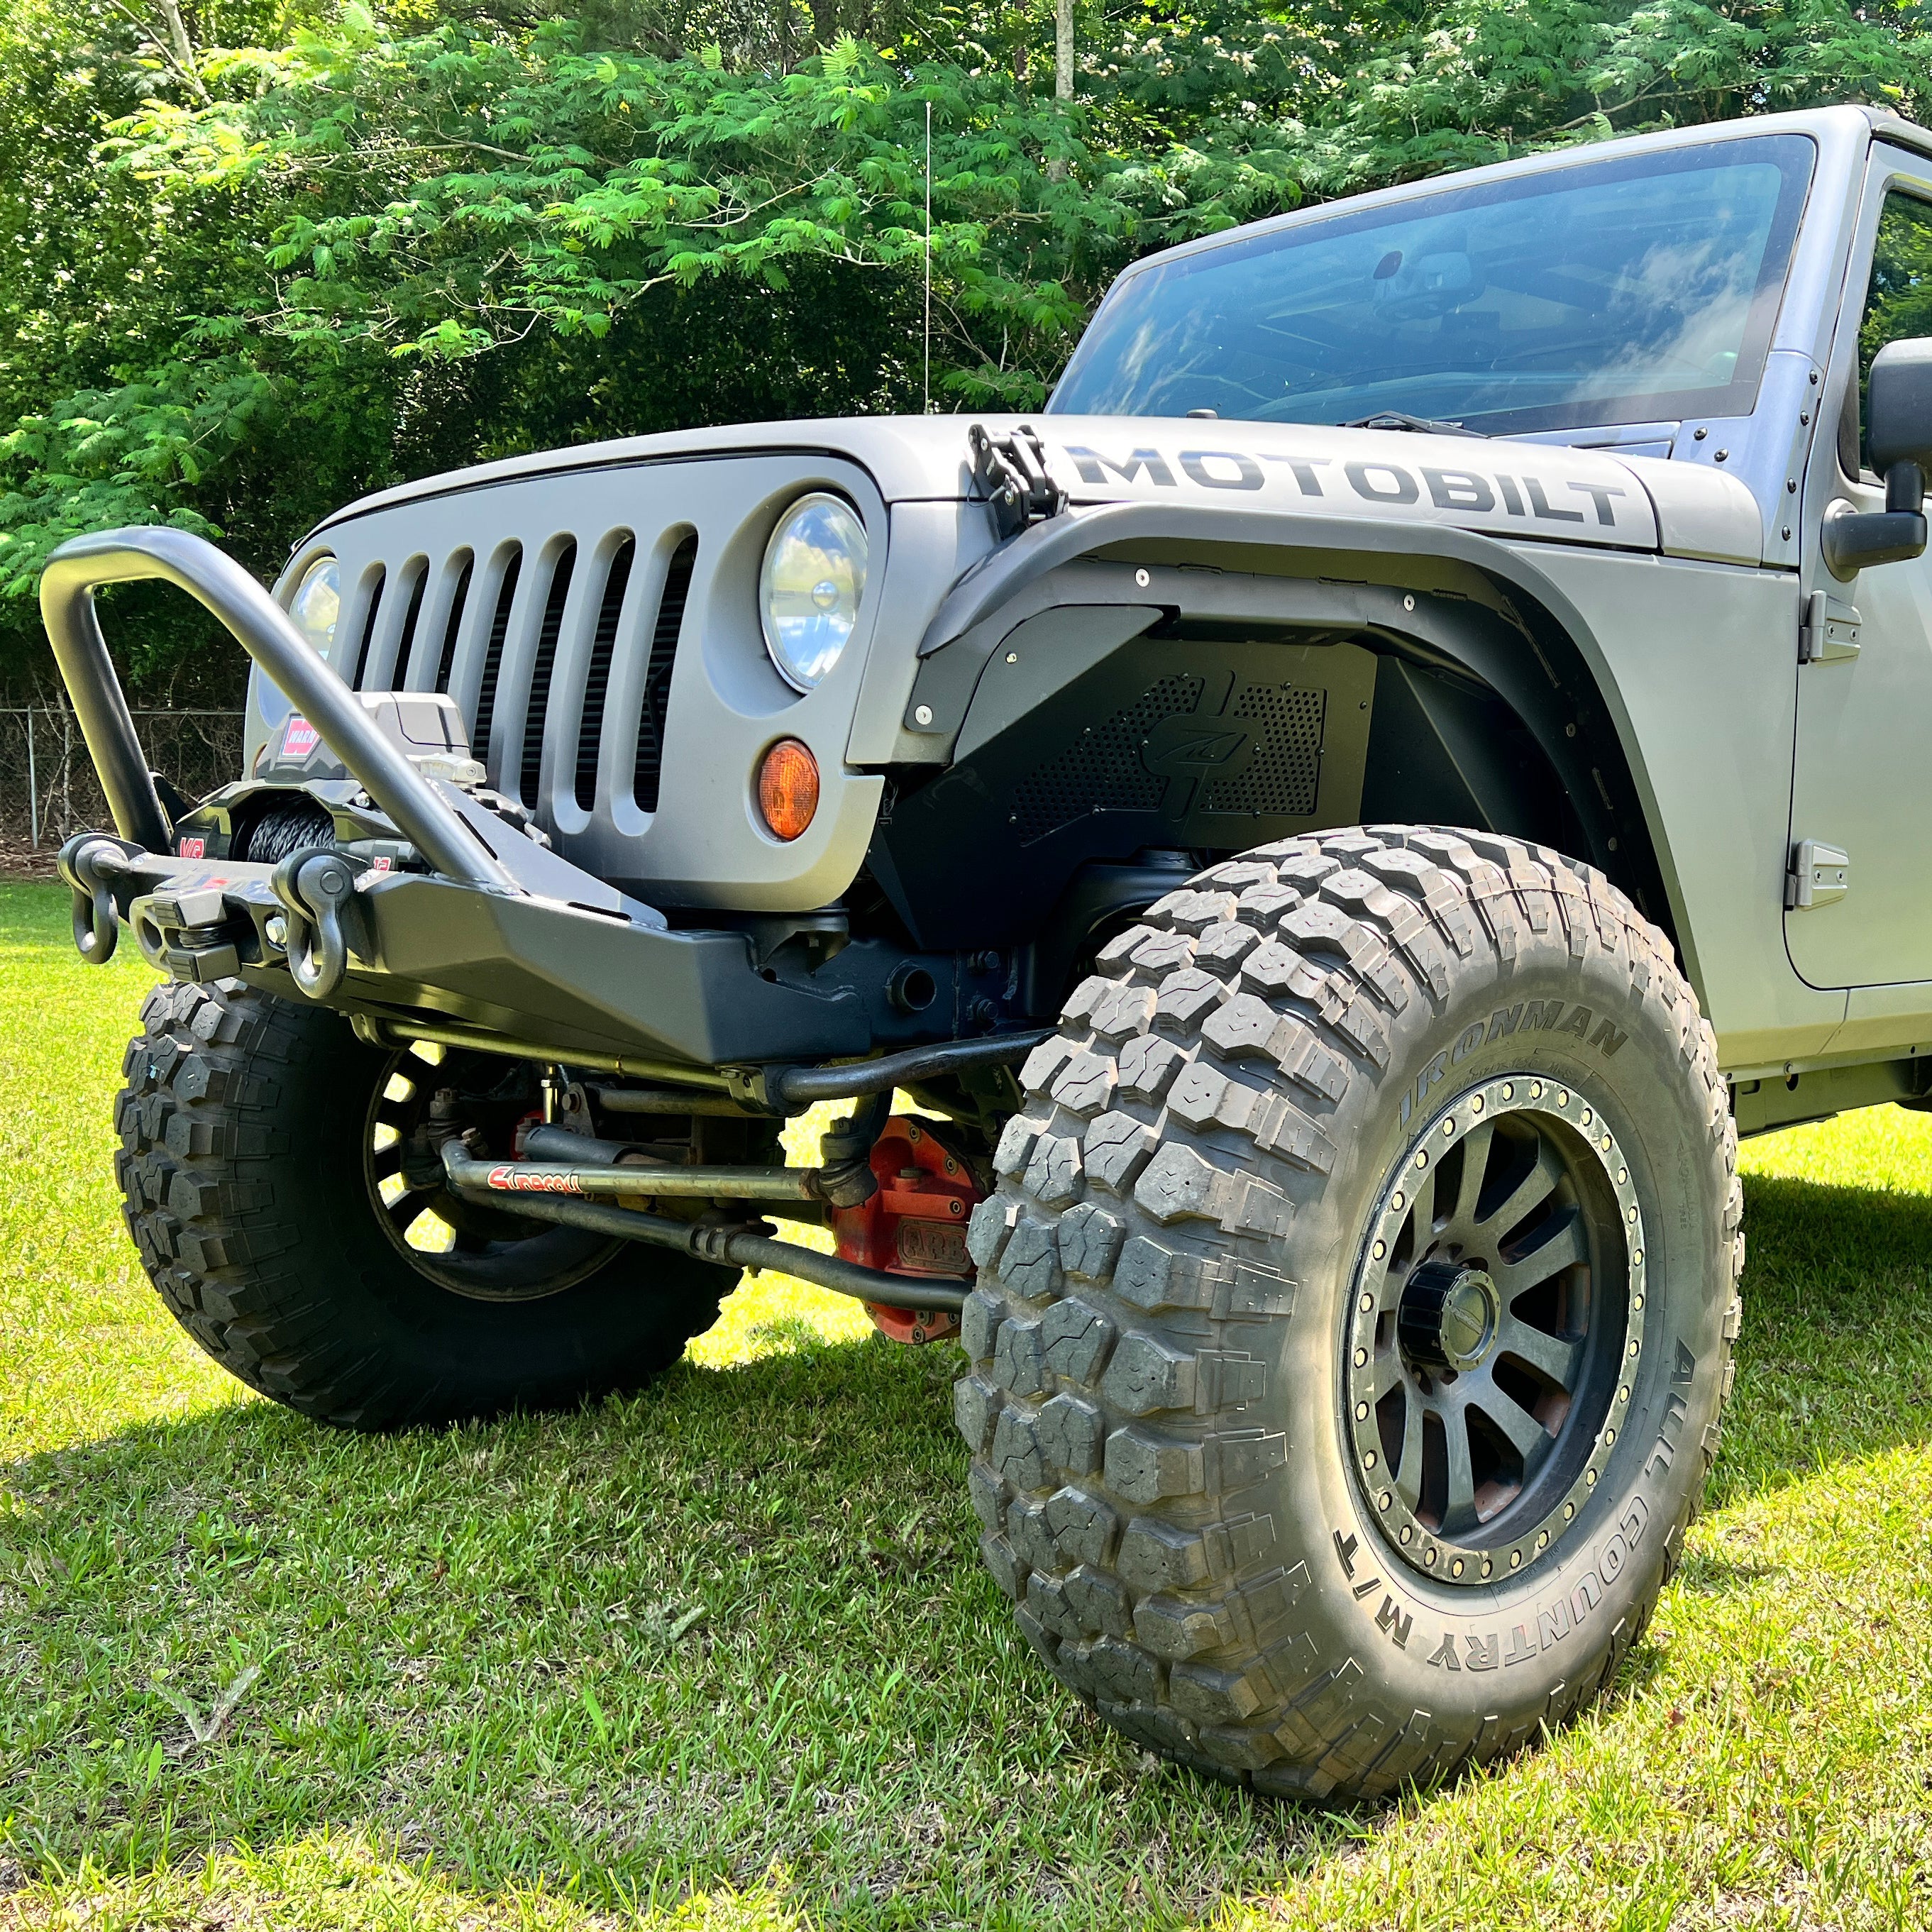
<box><xmin>51</xmin><ymin>104</ymin><xmax>1932</xmax><ymax>1133</ymax></box>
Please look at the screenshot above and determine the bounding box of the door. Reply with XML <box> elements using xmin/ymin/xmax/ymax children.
<box><xmin>1787</xmin><ymin>158</ymin><xmax>1932</xmax><ymax>989</ymax></box>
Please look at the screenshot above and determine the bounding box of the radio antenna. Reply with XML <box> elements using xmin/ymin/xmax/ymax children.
<box><xmin>923</xmin><ymin>97</ymin><xmax>932</xmax><ymax>414</ymax></box>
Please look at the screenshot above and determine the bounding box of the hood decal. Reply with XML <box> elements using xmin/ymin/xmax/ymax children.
<box><xmin>1051</xmin><ymin>425</ymin><xmax>1657</xmax><ymax>550</ymax></box>
<box><xmin>308</xmin><ymin>410</ymin><xmax>1706</xmax><ymax>559</ymax></box>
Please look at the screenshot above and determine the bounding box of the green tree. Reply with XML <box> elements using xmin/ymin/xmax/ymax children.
<box><xmin>4</xmin><ymin>0</ymin><xmax>1931</xmax><ymax>702</ymax></box>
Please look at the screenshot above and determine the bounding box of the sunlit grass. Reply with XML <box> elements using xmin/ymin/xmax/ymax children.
<box><xmin>4</xmin><ymin>878</ymin><xmax>1931</xmax><ymax>1930</ymax></box>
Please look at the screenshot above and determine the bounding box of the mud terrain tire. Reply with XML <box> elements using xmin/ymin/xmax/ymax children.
<box><xmin>116</xmin><ymin>978</ymin><xmax>730</xmax><ymax>1429</ymax></box>
<box><xmin>956</xmin><ymin>827</ymin><xmax>1742</xmax><ymax>1799</ymax></box>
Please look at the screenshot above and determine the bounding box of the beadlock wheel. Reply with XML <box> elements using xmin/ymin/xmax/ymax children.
<box><xmin>364</xmin><ymin>1043</ymin><xmax>616</xmax><ymax>1301</ymax></box>
<box><xmin>956</xmin><ymin>826</ymin><xmax>1744</xmax><ymax>1801</ymax></box>
<box><xmin>116</xmin><ymin>978</ymin><xmax>732</xmax><ymax>1428</ymax></box>
<box><xmin>1345</xmin><ymin>1073</ymin><xmax>1642</xmax><ymax>1585</ymax></box>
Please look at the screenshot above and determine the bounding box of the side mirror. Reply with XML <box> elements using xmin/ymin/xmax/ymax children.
<box><xmin>1824</xmin><ymin>336</ymin><xmax>1932</xmax><ymax>578</ymax></box>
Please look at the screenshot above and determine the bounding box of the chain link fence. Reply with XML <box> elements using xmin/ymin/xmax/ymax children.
<box><xmin>0</xmin><ymin>703</ymin><xmax>245</xmax><ymax>875</ymax></box>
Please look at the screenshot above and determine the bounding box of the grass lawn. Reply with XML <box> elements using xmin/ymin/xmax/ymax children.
<box><xmin>4</xmin><ymin>875</ymin><xmax>1932</xmax><ymax>1930</ymax></box>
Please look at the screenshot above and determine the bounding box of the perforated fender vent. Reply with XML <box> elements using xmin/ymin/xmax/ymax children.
<box><xmin>1009</xmin><ymin>674</ymin><xmax>1204</xmax><ymax>844</ymax></box>
<box><xmin>1203</xmin><ymin>681</ymin><xmax>1326</xmax><ymax>817</ymax></box>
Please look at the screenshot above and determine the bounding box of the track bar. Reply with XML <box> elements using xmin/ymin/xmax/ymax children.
<box><xmin>380</xmin><ymin>1020</ymin><xmax>735</xmax><ymax>1090</ymax></box>
<box><xmin>592</xmin><ymin>1086</ymin><xmax>759</xmax><ymax>1116</ymax></box>
<box><xmin>767</xmin><ymin>1029</ymin><xmax>1050</xmax><ymax>1108</ymax></box>
<box><xmin>440</xmin><ymin>1144</ymin><xmax>966</xmax><ymax>1312</ymax></box>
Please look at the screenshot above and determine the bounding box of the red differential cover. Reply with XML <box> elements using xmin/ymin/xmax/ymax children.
<box><xmin>833</xmin><ymin>1115</ymin><xmax>982</xmax><ymax>1344</ymax></box>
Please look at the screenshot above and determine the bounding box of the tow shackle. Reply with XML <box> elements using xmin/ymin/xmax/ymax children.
<box><xmin>58</xmin><ymin>834</ymin><xmax>134</xmax><ymax>966</ymax></box>
<box><xmin>272</xmin><ymin>847</ymin><xmax>358</xmax><ymax>1000</ymax></box>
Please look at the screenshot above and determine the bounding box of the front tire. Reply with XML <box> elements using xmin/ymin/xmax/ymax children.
<box><xmin>116</xmin><ymin>979</ymin><xmax>733</xmax><ymax>1429</ymax></box>
<box><xmin>956</xmin><ymin>827</ymin><xmax>1742</xmax><ymax>1799</ymax></box>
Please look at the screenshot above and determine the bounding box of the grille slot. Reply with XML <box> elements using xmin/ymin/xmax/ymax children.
<box><xmin>472</xmin><ymin>546</ymin><xmax>521</xmax><ymax>778</ymax></box>
<box><xmin>1011</xmin><ymin>673</ymin><xmax>1204</xmax><ymax>844</ymax></box>
<box><xmin>1203</xmin><ymin>683</ymin><xmax>1325</xmax><ymax>816</ymax></box>
<box><xmin>343</xmin><ymin>568</ymin><xmax>384</xmax><ymax>688</ymax></box>
<box><xmin>367</xmin><ymin>562</ymin><xmax>427</xmax><ymax>690</ymax></box>
<box><xmin>634</xmin><ymin>534</ymin><xmax>697</xmax><ymax>812</ymax></box>
<box><xmin>519</xmin><ymin>541</ymin><xmax>577</xmax><ymax>806</ymax></box>
<box><xmin>575</xmin><ymin>537</ymin><xmax>634</xmax><ymax>812</ymax></box>
<box><xmin>434</xmin><ymin>552</ymin><xmax>474</xmax><ymax>694</ymax></box>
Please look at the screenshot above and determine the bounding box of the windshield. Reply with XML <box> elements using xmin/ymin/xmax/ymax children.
<box><xmin>1051</xmin><ymin>135</ymin><xmax>1814</xmax><ymax>436</ymax></box>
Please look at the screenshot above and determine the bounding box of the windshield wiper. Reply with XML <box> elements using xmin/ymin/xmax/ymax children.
<box><xmin>1340</xmin><ymin>410</ymin><xmax>1488</xmax><ymax>439</ymax></box>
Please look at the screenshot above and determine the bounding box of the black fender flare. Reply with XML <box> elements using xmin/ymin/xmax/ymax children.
<box><xmin>904</xmin><ymin>504</ymin><xmax>1694</xmax><ymax>981</ymax></box>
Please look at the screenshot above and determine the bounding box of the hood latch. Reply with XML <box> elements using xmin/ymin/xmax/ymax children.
<box><xmin>969</xmin><ymin>423</ymin><xmax>1067</xmax><ymax>539</ymax></box>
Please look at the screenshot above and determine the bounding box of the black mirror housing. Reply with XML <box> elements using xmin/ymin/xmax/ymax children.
<box><xmin>1824</xmin><ymin>338</ymin><xmax>1932</xmax><ymax>576</ymax></box>
<box><xmin>1868</xmin><ymin>337</ymin><xmax>1932</xmax><ymax>474</ymax></box>
<box><xmin>1823</xmin><ymin>505</ymin><xmax>1928</xmax><ymax>576</ymax></box>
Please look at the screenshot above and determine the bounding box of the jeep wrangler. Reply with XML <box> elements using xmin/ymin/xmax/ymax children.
<box><xmin>40</xmin><ymin>105</ymin><xmax>1932</xmax><ymax>1799</ymax></box>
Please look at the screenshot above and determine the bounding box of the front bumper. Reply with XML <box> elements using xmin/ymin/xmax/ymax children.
<box><xmin>41</xmin><ymin>526</ymin><xmax>1015</xmax><ymax>1078</ymax></box>
<box><xmin>60</xmin><ymin>832</ymin><xmax>874</xmax><ymax>1069</ymax></box>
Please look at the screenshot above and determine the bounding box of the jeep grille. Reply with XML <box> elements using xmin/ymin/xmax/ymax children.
<box><xmin>287</xmin><ymin>451</ymin><xmax>885</xmax><ymax>908</ymax></box>
<box><xmin>338</xmin><ymin>524</ymin><xmax>696</xmax><ymax>832</ymax></box>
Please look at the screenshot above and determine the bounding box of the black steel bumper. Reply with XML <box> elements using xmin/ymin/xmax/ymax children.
<box><xmin>57</xmin><ymin>829</ymin><xmax>880</xmax><ymax>1071</ymax></box>
<box><xmin>42</xmin><ymin>526</ymin><xmax>1032</xmax><ymax>1085</ymax></box>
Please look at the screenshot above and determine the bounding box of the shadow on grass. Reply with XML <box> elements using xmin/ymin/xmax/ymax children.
<box><xmin>4</xmin><ymin>1158</ymin><xmax>1927</xmax><ymax>1920</ymax></box>
<box><xmin>0</xmin><ymin>1327</ymin><xmax>1335</xmax><ymax>1923</ymax></box>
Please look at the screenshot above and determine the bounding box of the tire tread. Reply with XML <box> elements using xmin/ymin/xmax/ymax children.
<box><xmin>959</xmin><ymin>826</ymin><xmax>1741</xmax><ymax>1798</ymax></box>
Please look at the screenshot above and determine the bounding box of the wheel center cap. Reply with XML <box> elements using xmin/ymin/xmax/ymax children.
<box><xmin>1398</xmin><ymin>1259</ymin><xmax>1501</xmax><ymax>1372</ymax></box>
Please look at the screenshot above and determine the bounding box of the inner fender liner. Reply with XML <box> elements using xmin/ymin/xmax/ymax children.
<box><xmin>895</xmin><ymin>529</ymin><xmax>1672</xmax><ymax>961</ymax></box>
<box><xmin>876</xmin><ymin>628</ymin><xmax>1375</xmax><ymax>950</ymax></box>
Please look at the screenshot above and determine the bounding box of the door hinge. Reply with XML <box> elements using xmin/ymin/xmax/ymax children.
<box><xmin>1799</xmin><ymin>589</ymin><xmax>1862</xmax><ymax>663</ymax></box>
<box><xmin>1787</xmin><ymin>839</ymin><xmax>1850</xmax><ymax>909</ymax></box>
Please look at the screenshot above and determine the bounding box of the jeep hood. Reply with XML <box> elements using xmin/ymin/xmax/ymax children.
<box><xmin>312</xmin><ymin>414</ymin><xmax>1765</xmax><ymax>568</ymax></box>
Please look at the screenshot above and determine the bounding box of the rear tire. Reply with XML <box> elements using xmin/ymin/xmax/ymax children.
<box><xmin>116</xmin><ymin>978</ymin><xmax>732</xmax><ymax>1429</ymax></box>
<box><xmin>956</xmin><ymin>827</ymin><xmax>1742</xmax><ymax>1799</ymax></box>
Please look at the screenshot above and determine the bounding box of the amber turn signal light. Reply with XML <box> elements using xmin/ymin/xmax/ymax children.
<box><xmin>757</xmin><ymin>738</ymin><xmax>819</xmax><ymax>841</ymax></box>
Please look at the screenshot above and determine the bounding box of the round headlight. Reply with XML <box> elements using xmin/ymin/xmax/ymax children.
<box><xmin>289</xmin><ymin>556</ymin><xmax>341</xmax><ymax>662</ymax></box>
<box><xmin>759</xmin><ymin>494</ymin><xmax>868</xmax><ymax>692</ymax></box>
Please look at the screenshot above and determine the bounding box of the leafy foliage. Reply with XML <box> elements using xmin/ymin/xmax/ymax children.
<box><xmin>3</xmin><ymin>0</ymin><xmax>1931</xmax><ymax>697</ymax></box>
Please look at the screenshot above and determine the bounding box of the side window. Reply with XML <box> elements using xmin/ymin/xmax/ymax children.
<box><xmin>1853</xmin><ymin>192</ymin><xmax>1932</xmax><ymax>473</ymax></box>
